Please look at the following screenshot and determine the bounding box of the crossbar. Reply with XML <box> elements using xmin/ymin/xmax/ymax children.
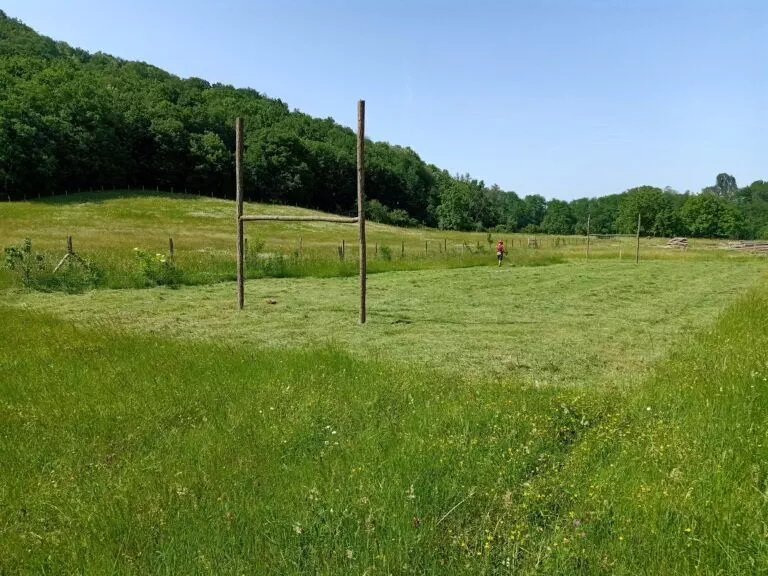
<box><xmin>240</xmin><ymin>215</ymin><xmax>358</xmax><ymax>223</ymax></box>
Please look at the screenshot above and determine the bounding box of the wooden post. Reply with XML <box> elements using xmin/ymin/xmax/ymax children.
<box><xmin>425</xmin><ymin>240</ymin><xmax>428</xmax><ymax>255</ymax></box>
<box><xmin>357</xmin><ymin>99</ymin><xmax>367</xmax><ymax>324</ymax></box>
<box><xmin>342</xmin><ymin>239</ymin><xmax>345</xmax><ymax>259</ymax></box>
<box><xmin>635</xmin><ymin>213</ymin><xmax>641</xmax><ymax>264</ymax></box>
<box><xmin>401</xmin><ymin>240</ymin><xmax>405</xmax><ymax>257</ymax></box>
<box><xmin>169</xmin><ymin>237</ymin><xmax>174</xmax><ymax>259</ymax></box>
<box><xmin>375</xmin><ymin>242</ymin><xmax>378</xmax><ymax>256</ymax></box>
<box><xmin>235</xmin><ymin>117</ymin><xmax>245</xmax><ymax>310</ymax></box>
<box><xmin>444</xmin><ymin>238</ymin><xmax>447</xmax><ymax>252</ymax></box>
<box><xmin>586</xmin><ymin>214</ymin><xmax>591</xmax><ymax>261</ymax></box>
<box><xmin>66</xmin><ymin>235</ymin><xmax>73</xmax><ymax>255</ymax></box>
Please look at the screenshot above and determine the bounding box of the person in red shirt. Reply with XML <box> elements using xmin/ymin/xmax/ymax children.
<box><xmin>496</xmin><ymin>240</ymin><xmax>505</xmax><ymax>267</ymax></box>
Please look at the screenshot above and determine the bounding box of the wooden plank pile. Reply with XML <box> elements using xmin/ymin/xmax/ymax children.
<box><xmin>726</xmin><ymin>241</ymin><xmax>768</xmax><ymax>252</ymax></box>
<box><xmin>665</xmin><ymin>237</ymin><xmax>689</xmax><ymax>249</ymax></box>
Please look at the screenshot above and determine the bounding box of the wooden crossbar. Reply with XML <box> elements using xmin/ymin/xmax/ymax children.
<box><xmin>240</xmin><ymin>215</ymin><xmax>358</xmax><ymax>223</ymax></box>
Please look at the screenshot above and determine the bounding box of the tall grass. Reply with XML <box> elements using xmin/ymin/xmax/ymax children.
<box><xmin>2</xmin><ymin>280</ymin><xmax>768</xmax><ymax>573</ymax></box>
<box><xmin>0</xmin><ymin>306</ymin><xmax>608</xmax><ymax>574</ymax></box>
<box><xmin>1</xmin><ymin>242</ymin><xmax>566</xmax><ymax>291</ymax></box>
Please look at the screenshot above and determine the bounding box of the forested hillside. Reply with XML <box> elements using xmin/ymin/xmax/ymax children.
<box><xmin>1</xmin><ymin>11</ymin><xmax>766</xmax><ymax>238</ymax></box>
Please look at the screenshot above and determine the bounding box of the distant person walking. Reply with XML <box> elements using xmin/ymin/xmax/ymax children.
<box><xmin>496</xmin><ymin>240</ymin><xmax>505</xmax><ymax>267</ymax></box>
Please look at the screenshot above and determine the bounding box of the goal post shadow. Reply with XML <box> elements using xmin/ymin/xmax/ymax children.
<box><xmin>234</xmin><ymin>100</ymin><xmax>367</xmax><ymax>324</ymax></box>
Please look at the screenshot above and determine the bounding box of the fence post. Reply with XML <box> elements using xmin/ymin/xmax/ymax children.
<box><xmin>357</xmin><ymin>99</ymin><xmax>367</xmax><ymax>324</ymax></box>
<box><xmin>169</xmin><ymin>237</ymin><xmax>174</xmax><ymax>259</ymax></box>
<box><xmin>425</xmin><ymin>240</ymin><xmax>428</xmax><ymax>255</ymax></box>
<box><xmin>342</xmin><ymin>239</ymin><xmax>345</xmax><ymax>259</ymax></box>
<box><xmin>235</xmin><ymin>117</ymin><xmax>245</xmax><ymax>310</ymax></box>
<box><xmin>444</xmin><ymin>238</ymin><xmax>447</xmax><ymax>252</ymax></box>
<box><xmin>635</xmin><ymin>213</ymin><xmax>641</xmax><ymax>264</ymax></box>
<box><xmin>586</xmin><ymin>214</ymin><xmax>591</xmax><ymax>261</ymax></box>
<box><xmin>375</xmin><ymin>242</ymin><xmax>378</xmax><ymax>256</ymax></box>
<box><xmin>67</xmin><ymin>235</ymin><xmax>73</xmax><ymax>255</ymax></box>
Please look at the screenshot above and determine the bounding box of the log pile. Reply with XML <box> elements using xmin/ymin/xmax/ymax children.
<box><xmin>726</xmin><ymin>241</ymin><xmax>768</xmax><ymax>252</ymax></box>
<box><xmin>665</xmin><ymin>237</ymin><xmax>689</xmax><ymax>249</ymax></box>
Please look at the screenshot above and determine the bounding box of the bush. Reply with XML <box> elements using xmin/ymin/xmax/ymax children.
<box><xmin>4</xmin><ymin>238</ymin><xmax>102</xmax><ymax>293</ymax></box>
<box><xmin>365</xmin><ymin>199</ymin><xmax>391</xmax><ymax>224</ymax></box>
<box><xmin>365</xmin><ymin>200</ymin><xmax>420</xmax><ymax>227</ymax></box>
<box><xmin>4</xmin><ymin>238</ymin><xmax>44</xmax><ymax>286</ymax></box>
<box><xmin>134</xmin><ymin>248</ymin><xmax>183</xmax><ymax>287</ymax></box>
<box><xmin>388</xmin><ymin>208</ymin><xmax>419</xmax><ymax>228</ymax></box>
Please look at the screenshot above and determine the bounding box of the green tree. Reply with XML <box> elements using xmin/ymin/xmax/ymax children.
<box><xmin>540</xmin><ymin>199</ymin><xmax>574</xmax><ymax>234</ymax></box>
<box><xmin>188</xmin><ymin>131</ymin><xmax>230</xmax><ymax>193</ymax></box>
<box><xmin>615</xmin><ymin>186</ymin><xmax>665</xmax><ymax>235</ymax></box>
<box><xmin>521</xmin><ymin>195</ymin><xmax>547</xmax><ymax>230</ymax></box>
<box><xmin>681</xmin><ymin>194</ymin><xmax>742</xmax><ymax>238</ymax></box>
<box><xmin>704</xmin><ymin>173</ymin><xmax>738</xmax><ymax>200</ymax></box>
<box><xmin>437</xmin><ymin>180</ymin><xmax>474</xmax><ymax>230</ymax></box>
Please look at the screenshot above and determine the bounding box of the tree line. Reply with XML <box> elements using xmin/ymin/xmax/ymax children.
<box><xmin>1</xmin><ymin>12</ymin><xmax>766</xmax><ymax>239</ymax></box>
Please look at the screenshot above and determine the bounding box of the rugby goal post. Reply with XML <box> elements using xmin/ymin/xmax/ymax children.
<box><xmin>235</xmin><ymin>100</ymin><xmax>367</xmax><ymax>324</ymax></box>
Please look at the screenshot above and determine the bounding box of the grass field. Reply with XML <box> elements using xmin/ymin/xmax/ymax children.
<box><xmin>3</xmin><ymin>277</ymin><xmax>768</xmax><ymax>574</ymax></box>
<box><xmin>2</xmin><ymin>193</ymin><xmax>768</xmax><ymax>574</ymax></box>
<box><xmin>1</xmin><ymin>191</ymin><xmax>754</xmax><ymax>290</ymax></box>
<box><xmin>4</xmin><ymin>260</ymin><xmax>765</xmax><ymax>386</ymax></box>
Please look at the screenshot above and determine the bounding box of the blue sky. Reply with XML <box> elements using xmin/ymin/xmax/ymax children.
<box><xmin>5</xmin><ymin>0</ymin><xmax>766</xmax><ymax>200</ymax></box>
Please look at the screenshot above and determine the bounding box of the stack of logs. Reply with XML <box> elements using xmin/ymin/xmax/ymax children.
<box><xmin>727</xmin><ymin>241</ymin><xmax>768</xmax><ymax>252</ymax></box>
<box><xmin>666</xmin><ymin>237</ymin><xmax>689</xmax><ymax>249</ymax></box>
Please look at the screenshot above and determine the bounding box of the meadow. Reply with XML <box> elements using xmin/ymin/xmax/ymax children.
<box><xmin>2</xmin><ymin>193</ymin><xmax>768</xmax><ymax>574</ymax></box>
<box><xmin>0</xmin><ymin>191</ymin><xmax>744</xmax><ymax>291</ymax></box>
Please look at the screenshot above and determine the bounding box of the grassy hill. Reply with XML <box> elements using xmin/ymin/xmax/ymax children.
<box><xmin>0</xmin><ymin>191</ymin><xmax>744</xmax><ymax>292</ymax></box>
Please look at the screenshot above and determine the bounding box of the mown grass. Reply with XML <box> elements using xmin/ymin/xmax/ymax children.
<box><xmin>2</xmin><ymin>276</ymin><xmax>768</xmax><ymax>574</ymax></box>
<box><xmin>1</xmin><ymin>191</ymin><xmax>758</xmax><ymax>291</ymax></box>
<box><xmin>4</xmin><ymin>260</ymin><xmax>765</xmax><ymax>386</ymax></box>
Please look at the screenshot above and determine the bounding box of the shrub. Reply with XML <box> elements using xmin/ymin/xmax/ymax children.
<box><xmin>365</xmin><ymin>199</ymin><xmax>391</xmax><ymax>224</ymax></box>
<box><xmin>36</xmin><ymin>258</ymin><xmax>104</xmax><ymax>293</ymax></box>
<box><xmin>4</xmin><ymin>238</ymin><xmax>43</xmax><ymax>286</ymax></box>
<box><xmin>388</xmin><ymin>209</ymin><xmax>419</xmax><ymax>228</ymax></box>
<box><xmin>134</xmin><ymin>248</ymin><xmax>183</xmax><ymax>287</ymax></box>
<box><xmin>4</xmin><ymin>238</ymin><xmax>103</xmax><ymax>293</ymax></box>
